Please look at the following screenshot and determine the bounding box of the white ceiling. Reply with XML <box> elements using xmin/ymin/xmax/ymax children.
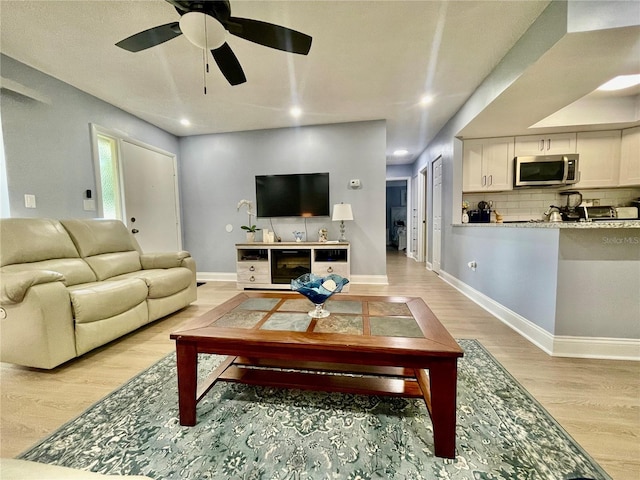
<box><xmin>1</xmin><ymin>0</ymin><xmax>636</xmax><ymax>166</ymax></box>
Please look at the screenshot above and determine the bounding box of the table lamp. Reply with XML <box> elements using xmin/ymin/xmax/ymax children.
<box><xmin>332</xmin><ymin>203</ymin><xmax>353</xmax><ymax>242</ymax></box>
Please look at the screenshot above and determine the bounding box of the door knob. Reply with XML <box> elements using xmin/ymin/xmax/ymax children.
<box><xmin>131</xmin><ymin>229</ymin><xmax>139</xmax><ymax>234</ymax></box>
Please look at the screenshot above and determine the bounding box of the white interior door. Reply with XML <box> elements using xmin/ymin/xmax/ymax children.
<box><xmin>432</xmin><ymin>157</ymin><xmax>442</xmax><ymax>274</ymax></box>
<box><xmin>120</xmin><ymin>140</ymin><xmax>181</xmax><ymax>252</ymax></box>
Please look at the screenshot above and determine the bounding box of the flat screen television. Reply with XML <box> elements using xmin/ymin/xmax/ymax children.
<box><xmin>256</xmin><ymin>172</ymin><xmax>330</xmax><ymax>217</ymax></box>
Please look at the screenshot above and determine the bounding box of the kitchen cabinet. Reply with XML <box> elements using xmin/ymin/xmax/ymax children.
<box><xmin>574</xmin><ymin>130</ymin><xmax>621</xmax><ymax>188</ymax></box>
<box><xmin>619</xmin><ymin>126</ymin><xmax>640</xmax><ymax>186</ymax></box>
<box><xmin>463</xmin><ymin>137</ymin><xmax>514</xmax><ymax>192</ymax></box>
<box><xmin>514</xmin><ymin>133</ymin><xmax>576</xmax><ymax>156</ymax></box>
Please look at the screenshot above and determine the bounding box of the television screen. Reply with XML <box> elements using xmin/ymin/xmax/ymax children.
<box><xmin>256</xmin><ymin>173</ymin><xmax>330</xmax><ymax>217</ymax></box>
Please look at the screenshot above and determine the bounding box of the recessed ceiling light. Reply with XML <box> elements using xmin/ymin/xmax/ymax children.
<box><xmin>393</xmin><ymin>149</ymin><xmax>409</xmax><ymax>156</ymax></box>
<box><xmin>597</xmin><ymin>74</ymin><xmax>640</xmax><ymax>91</ymax></box>
<box><xmin>290</xmin><ymin>106</ymin><xmax>302</xmax><ymax>118</ymax></box>
<box><xmin>180</xmin><ymin>118</ymin><xmax>190</xmax><ymax>126</ymax></box>
<box><xmin>420</xmin><ymin>95</ymin><xmax>433</xmax><ymax>105</ymax></box>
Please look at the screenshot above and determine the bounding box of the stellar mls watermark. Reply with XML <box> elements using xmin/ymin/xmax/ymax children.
<box><xmin>602</xmin><ymin>236</ymin><xmax>639</xmax><ymax>245</ymax></box>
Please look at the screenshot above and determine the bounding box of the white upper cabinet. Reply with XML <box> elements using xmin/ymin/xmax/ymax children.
<box><xmin>463</xmin><ymin>137</ymin><xmax>514</xmax><ymax>192</ymax></box>
<box><xmin>514</xmin><ymin>133</ymin><xmax>576</xmax><ymax>156</ymax></box>
<box><xmin>574</xmin><ymin>130</ymin><xmax>621</xmax><ymax>188</ymax></box>
<box><xmin>619</xmin><ymin>126</ymin><xmax>640</xmax><ymax>186</ymax></box>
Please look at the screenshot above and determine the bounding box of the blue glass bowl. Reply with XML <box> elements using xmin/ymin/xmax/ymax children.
<box><xmin>291</xmin><ymin>273</ymin><xmax>349</xmax><ymax>318</ymax></box>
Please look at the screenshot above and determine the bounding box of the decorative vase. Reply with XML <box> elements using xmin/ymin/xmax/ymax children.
<box><xmin>246</xmin><ymin>232</ymin><xmax>255</xmax><ymax>243</ymax></box>
<box><xmin>291</xmin><ymin>273</ymin><xmax>349</xmax><ymax>318</ymax></box>
<box><xmin>462</xmin><ymin>209</ymin><xmax>469</xmax><ymax>224</ymax></box>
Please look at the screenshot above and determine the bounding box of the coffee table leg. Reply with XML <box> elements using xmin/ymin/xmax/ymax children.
<box><xmin>176</xmin><ymin>341</ymin><xmax>197</xmax><ymax>426</ymax></box>
<box><xmin>427</xmin><ymin>360</ymin><xmax>458</xmax><ymax>459</ymax></box>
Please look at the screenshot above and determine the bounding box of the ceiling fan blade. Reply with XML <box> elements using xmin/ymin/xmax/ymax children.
<box><xmin>212</xmin><ymin>43</ymin><xmax>247</xmax><ymax>85</ymax></box>
<box><xmin>115</xmin><ymin>22</ymin><xmax>182</xmax><ymax>52</ymax></box>
<box><xmin>226</xmin><ymin>17</ymin><xmax>312</xmax><ymax>55</ymax></box>
<box><xmin>164</xmin><ymin>0</ymin><xmax>190</xmax><ymax>12</ymax></box>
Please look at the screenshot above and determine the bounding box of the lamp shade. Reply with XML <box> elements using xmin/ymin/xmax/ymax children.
<box><xmin>332</xmin><ymin>203</ymin><xmax>353</xmax><ymax>221</ymax></box>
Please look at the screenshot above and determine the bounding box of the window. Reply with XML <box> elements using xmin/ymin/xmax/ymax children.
<box><xmin>93</xmin><ymin>129</ymin><xmax>123</xmax><ymax>220</ymax></box>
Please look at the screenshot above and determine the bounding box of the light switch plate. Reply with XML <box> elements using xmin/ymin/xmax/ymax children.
<box><xmin>24</xmin><ymin>194</ymin><xmax>36</xmax><ymax>208</ymax></box>
<box><xmin>83</xmin><ymin>199</ymin><xmax>96</xmax><ymax>211</ymax></box>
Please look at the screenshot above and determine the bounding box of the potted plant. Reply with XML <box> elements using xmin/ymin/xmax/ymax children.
<box><xmin>237</xmin><ymin>199</ymin><xmax>260</xmax><ymax>242</ymax></box>
<box><xmin>241</xmin><ymin>224</ymin><xmax>260</xmax><ymax>242</ymax></box>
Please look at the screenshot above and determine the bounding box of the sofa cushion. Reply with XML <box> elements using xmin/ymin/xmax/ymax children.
<box><xmin>1</xmin><ymin>259</ymin><xmax>97</xmax><ymax>286</ymax></box>
<box><xmin>0</xmin><ymin>218</ymin><xmax>80</xmax><ymax>267</ymax></box>
<box><xmin>67</xmin><ymin>278</ymin><xmax>148</xmax><ymax>324</ymax></box>
<box><xmin>60</xmin><ymin>219</ymin><xmax>140</xmax><ymax>257</ymax></box>
<box><xmin>111</xmin><ymin>267</ymin><xmax>194</xmax><ymax>298</ymax></box>
<box><xmin>84</xmin><ymin>251</ymin><xmax>142</xmax><ymax>281</ymax></box>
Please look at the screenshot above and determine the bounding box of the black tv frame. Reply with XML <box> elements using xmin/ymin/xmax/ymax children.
<box><xmin>255</xmin><ymin>172</ymin><xmax>330</xmax><ymax>218</ymax></box>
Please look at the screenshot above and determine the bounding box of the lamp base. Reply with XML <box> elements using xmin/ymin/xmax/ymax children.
<box><xmin>338</xmin><ymin>221</ymin><xmax>347</xmax><ymax>242</ymax></box>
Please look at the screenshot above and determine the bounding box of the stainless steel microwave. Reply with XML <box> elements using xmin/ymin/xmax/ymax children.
<box><xmin>514</xmin><ymin>154</ymin><xmax>579</xmax><ymax>187</ymax></box>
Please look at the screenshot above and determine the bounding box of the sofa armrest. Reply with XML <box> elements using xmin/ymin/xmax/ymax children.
<box><xmin>140</xmin><ymin>251</ymin><xmax>191</xmax><ymax>270</ymax></box>
<box><xmin>1</xmin><ymin>270</ymin><xmax>66</xmax><ymax>304</ymax></box>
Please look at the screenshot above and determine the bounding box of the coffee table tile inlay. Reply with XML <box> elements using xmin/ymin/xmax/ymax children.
<box><xmin>170</xmin><ymin>292</ymin><xmax>464</xmax><ymax>458</ymax></box>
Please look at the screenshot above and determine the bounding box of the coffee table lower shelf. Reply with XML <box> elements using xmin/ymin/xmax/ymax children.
<box><xmin>176</xmin><ymin>350</ymin><xmax>454</xmax><ymax>458</ymax></box>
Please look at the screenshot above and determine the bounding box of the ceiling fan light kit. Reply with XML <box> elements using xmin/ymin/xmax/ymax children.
<box><xmin>115</xmin><ymin>0</ymin><xmax>312</xmax><ymax>87</ymax></box>
<box><xmin>179</xmin><ymin>12</ymin><xmax>226</xmax><ymax>50</ymax></box>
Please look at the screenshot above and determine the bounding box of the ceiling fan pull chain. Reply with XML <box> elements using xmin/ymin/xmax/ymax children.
<box><xmin>203</xmin><ymin>14</ymin><xmax>209</xmax><ymax>94</ymax></box>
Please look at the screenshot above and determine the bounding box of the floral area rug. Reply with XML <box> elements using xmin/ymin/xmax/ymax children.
<box><xmin>19</xmin><ymin>339</ymin><xmax>610</xmax><ymax>479</ymax></box>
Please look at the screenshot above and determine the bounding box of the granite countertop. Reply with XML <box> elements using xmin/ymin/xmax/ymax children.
<box><xmin>454</xmin><ymin>220</ymin><xmax>640</xmax><ymax>229</ymax></box>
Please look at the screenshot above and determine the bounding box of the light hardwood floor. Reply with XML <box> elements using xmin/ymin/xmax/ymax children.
<box><xmin>1</xmin><ymin>250</ymin><xmax>638</xmax><ymax>479</ymax></box>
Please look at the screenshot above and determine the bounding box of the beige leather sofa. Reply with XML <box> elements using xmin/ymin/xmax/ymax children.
<box><xmin>0</xmin><ymin>218</ymin><xmax>197</xmax><ymax>369</ymax></box>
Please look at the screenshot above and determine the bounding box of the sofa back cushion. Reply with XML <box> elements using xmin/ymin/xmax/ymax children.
<box><xmin>60</xmin><ymin>219</ymin><xmax>141</xmax><ymax>257</ymax></box>
<box><xmin>61</xmin><ymin>219</ymin><xmax>142</xmax><ymax>280</ymax></box>
<box><xmin>0</xmin><ymin>218</ymin><xmax>81</xmax><ymax>267</ymax></box>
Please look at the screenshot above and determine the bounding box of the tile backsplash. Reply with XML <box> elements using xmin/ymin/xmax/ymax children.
<box><xmin>463</xmin><ymin>188</ymin><xmax>640</xmax><ymax>221</ymax></box>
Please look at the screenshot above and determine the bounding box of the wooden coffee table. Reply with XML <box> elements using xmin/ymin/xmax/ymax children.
<box><xmin>170</xmin><ymin>292</ymin><xmax>464</xmax><ymax>458</ymax></box>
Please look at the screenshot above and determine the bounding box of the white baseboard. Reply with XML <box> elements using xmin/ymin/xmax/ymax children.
<box><xmin>197</xmin><ymin>272</ymin><xmax>237</xmax><ymax>282</ymax></box>
<box><xmin>196</xmin><ymin>272</ymin><xmax>388</xmax><ymax>286</ymax></box>
<box><xmin>438</xmin><ymin>270</ymin><xmax>640</xmax><ymax>361</ymax></box>
<box><xmin>552</xmin><ymin>336</ymin><xmax>640</xmax><ymax>361</ymax></box>
<box><xmin>350</xmin><ymin>274</ymin><xmax>388</xmax><ymax>285</ymax></box>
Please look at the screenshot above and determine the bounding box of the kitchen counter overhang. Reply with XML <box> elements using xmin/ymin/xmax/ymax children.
<box><xmin>453</xmin><ymin>220</ymin><xmax>640</xmax><ymax>229</ymax></box>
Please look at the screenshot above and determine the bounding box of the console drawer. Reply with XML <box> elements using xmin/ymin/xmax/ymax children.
<box><xmin>237</xmin><ymin>272</ymin><xmax>270</xmax><ymax>285</ymax></box>
<box><xmin>312</xmin><ymin>262</ymin><xmax>349</xmax><ymax>278</ymax></box>
<box><xmin>237</xmin><ymin>263</ymin><xmax>269</xmax><ymax>276</ymax></box>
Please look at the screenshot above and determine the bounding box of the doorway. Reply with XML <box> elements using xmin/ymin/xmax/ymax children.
<box><xmin>385</xmin><ymin>177</ymin><xmax>410</xmax><ymax>253</ymax></box>
<box><xmin>431</xmin><ymin>156</ymin><xmax>443</xmax><ymax>274</ymax></box>
<box><xmin>91</xmin><ymin>125</ymin><xmax>182</xmax><ymax>252</ymax></box>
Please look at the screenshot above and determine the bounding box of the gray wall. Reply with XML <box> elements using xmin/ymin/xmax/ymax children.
<box><xmin>1</xmin><ymin>54</ymin><xmax>179</xmax><ymax>219</ymax></box>
<box><xmin>556</xmin><ymin>229</ymin><xmax>640</xmax><ymax>338</ymax></box>
<box><xmin>178</xmin><ymin>121</ymin><xmax>387</xmax><ymax>276</ymax></box>
<box><xmin>386</xmin><ymin>164</ymin><xmax>413</xmax><ymax>178</ymax></box>
<box><xmin>449</xmin><ymin>226</ymin><xmax>560</xmax><ymax>333</ymax></box>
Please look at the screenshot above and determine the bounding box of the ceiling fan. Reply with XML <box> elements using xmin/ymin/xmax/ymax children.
<box><xmin>115</xmin><ymin>0</ymin><xmax>312</xmax><ymax>86</ymax></box>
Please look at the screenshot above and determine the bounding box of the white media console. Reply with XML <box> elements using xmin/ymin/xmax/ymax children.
<box><xmin>236</xmin><ymin>242</ymin><xmax>350</xmax><ymax>291</ymax></box>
